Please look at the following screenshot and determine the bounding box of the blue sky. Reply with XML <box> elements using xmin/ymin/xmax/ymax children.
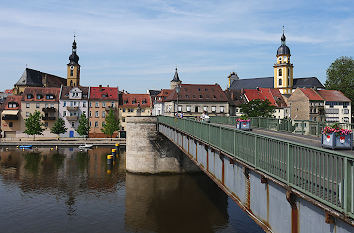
<box><xmin>0</xmin><ymin>0</ymin><xmax>353</xmax><ymax>92</ymax></box>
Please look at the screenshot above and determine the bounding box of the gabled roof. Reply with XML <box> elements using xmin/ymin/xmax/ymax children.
<box><xmin>155</xmin><ymin>89</ymin><xmax>173</xmax><ymax>103</ymax></box>
<box><xmin>121</xmin><ymin>94</ymin><xmax>151</xmax><ymax>108</ymax></box>
<box><xmin>224</xmin><ymin>89</ymin><xmax>245</xmax><ymax>106</ymax></box>
<box><xmin>90</xmin><ymin>87</ymin><xmax>118</xmax><ymax>100</ymax></box>
<box><xmin>15</xmin><ymin>68</ymin><xmax>66</xmax><ymax>87</ymax></box>
<box><xmin>60</xmin><ymin>86</ymin><xmax>89</xmax><ymax>100</ymax></box>
<box><xmin>299</xmin><ymin>88</ymin><xmax>323</xmax><ymax>101</ymax></box>
<box><xmin>243</xmin><ymin>88</ymin><xmax>287</xmax><ymax>107</ymax></box>
<box><xmin>230</xmin><ymin>76</ymin><xmax>324</xmax><ymax>90</ymax></box>
<box><xmin>4</xmin><ymin>95</ymin><xmax>22</xmax><ymax>110</ymax></box>
<box><xmin>23</xmin><ymin>87</ymin><xmax>60</xmax><ymax>102</ymax></box>
<box><xmin>165</xmin><ymin>84</ymin><xmax>228</xmax><ymax>102</ymax></box>
<box><xmin>317</xmin><ymin>90</ymin><xmax>351</xmax><ymax>102</ymax></box>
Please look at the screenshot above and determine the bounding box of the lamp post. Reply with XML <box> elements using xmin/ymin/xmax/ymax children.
<box><xmin>175</xmin><ymin>85</ymin><xmax>181</xmax><ymax>116</ymax></box>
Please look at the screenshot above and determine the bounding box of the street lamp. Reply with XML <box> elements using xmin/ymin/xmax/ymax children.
<box><xmin>175</xmin><ymin>85</ymin><xmax>181</xmax><ymax>116</ymax></box>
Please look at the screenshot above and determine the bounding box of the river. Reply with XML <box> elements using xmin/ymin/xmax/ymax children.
<box><xmin>0</xmin><ymin>147</ymin><xmax>263</xmax><ymax>233</ymax></box>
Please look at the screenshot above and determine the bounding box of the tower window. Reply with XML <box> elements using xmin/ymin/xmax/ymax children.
<box><xmin>278</xmin><ymin>69</ymin><xmax>282</xmax><ymax>76</ymax></box>
<box><xmin>70</xmin><ymin>70</ymin><xmax>73</xmax><ymax>76</ymax></box>
<box><xmin>288</xmin><ymin>68</ymin><xmax>290</xmax><ymax>77</ymax></box>
<box><xmin>279</xmin><ymin>79</ymin><xmax>282</xmax><ymax>86</ymax></box>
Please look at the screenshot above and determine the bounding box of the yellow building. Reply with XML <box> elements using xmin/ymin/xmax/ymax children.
<box><xmin>273</xmin><ymin>29</ymin><xmax>294</xmax><ymax>94</ymax></box>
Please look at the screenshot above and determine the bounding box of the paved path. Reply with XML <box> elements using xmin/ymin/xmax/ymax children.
<box><xmin>215</xmin><ymin>123</ymin><xmax>354</xmax><ymax>156</ymax></box>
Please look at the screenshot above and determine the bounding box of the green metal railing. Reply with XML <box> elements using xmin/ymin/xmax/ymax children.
<box><xmin>158</xmin><ymin>116</ymin><xmax>354</xmax><ymax>219</ymax></box>
<box><xmin>210</xmin><ymin>116</ymin><xmax>354</xmax><ymax>137</ymax></box>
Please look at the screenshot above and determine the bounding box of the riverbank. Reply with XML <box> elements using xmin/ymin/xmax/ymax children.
<box><xmin>0</xmin><ymin>138</ymin><xmax>125</xmax><ymax>146</ymax></box>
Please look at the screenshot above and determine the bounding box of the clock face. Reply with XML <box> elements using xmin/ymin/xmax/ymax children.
<box><xmin>70</xmin><ymin>65</ymin><xmax>74</xmax><ymax>70</ymax></box>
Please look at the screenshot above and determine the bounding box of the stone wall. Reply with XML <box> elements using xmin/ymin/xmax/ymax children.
<box><xmin>126</xmin><ymin>116</ymin><xmax>199</xmax><ymax>174</ymax></box>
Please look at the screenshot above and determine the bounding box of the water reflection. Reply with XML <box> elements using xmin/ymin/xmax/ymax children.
<box><xmin>0</xmin><ymin>147</ymin><xmax>263</xmax><ymax>233</ymax></box>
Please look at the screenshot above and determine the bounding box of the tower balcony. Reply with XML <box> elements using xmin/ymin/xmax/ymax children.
<box><xmin>42</xmin><ymin>107</ymin><xmax>56</xmax><ymax>112</ymax></box>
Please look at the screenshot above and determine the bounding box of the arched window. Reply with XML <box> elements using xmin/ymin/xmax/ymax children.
<box><xmin>278</xmin><ymin>69</ymin><xmax>282</xmax><ymax>76</ymax></box>
<box><xmin>279</xmin><ymin>78</ymin><xmax>282</xmax><ymax>86</ymax></box>
<box><xmin>70</xmin><ymin>80</ymin><xmax>73</xmax><ymax>86</ymax></box>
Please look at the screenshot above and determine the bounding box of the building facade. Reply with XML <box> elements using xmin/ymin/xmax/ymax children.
<box><xmin>59</xmin><ymin>86</ymin><xmax>89</xmax><ymax>137</ymax></box>
<box><xmin>88</xmin><ymin>86</ymin><xmax>119</xmax><ymax>138</ymax></box>
<box><xmin>163</xmin><ymin>84</ymin><xmax>229</xmax><ymax>117</ymax></box>
<box><xmin>118</xmin><ymin>93</ymin><xmax>152</xmax><ymax>131</ymax></box>
<box><xmin>317</xmin><ymin>90</ymin><xmax>351</xmax><ymax>123</ymax></box>
<box><xmin>1</xmin><ymin>96</ymin><xmax>22</xmax><ymax>138</ymax></box>
<box><xmin>152</xmin><ymin>89</ymin><xmax>173</xmax><ymax>116</ymax></box>
<box><xmin>18</xmin><ymin>87</ymin><xmax>60</xmax><ymax>138</ymax></box>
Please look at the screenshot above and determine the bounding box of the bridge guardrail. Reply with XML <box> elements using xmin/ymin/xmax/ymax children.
<box><xmin>210</xmin><ymin>116</ymin><xmax>354</xmax><ymax>137</ymax></box>
<box><xmin>158</xmin><ymin>116</ymin><xmax>354</xmax><ymax>219</ymax></box>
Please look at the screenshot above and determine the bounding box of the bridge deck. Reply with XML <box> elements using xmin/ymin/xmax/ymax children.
<box><xmin>215</xmin><ymin>123</ymin><xmax>354</xmax><ymax>156</ymax></box>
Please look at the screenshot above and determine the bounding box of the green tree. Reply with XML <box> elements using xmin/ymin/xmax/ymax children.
<box><xmin>240</xmin><ymin>99</ymin><xmax>275</xmax><ymax>118</ymax></box>
<box><xmin>50</xmin><ymin>117</ymin><xmax>67</xmax><ymax>138</ymax></box>
<box><xmin>24</xmin><ymin>110</ymin><xmax>45</xmax><ymax>140</ymax></box>
<box><xmin>77</xmin><ymin>113</ymin><xmax>90</xmax><ymax>138</ymax></box>
<box><xmin>101</xmin><ymin>109</ymin><xmax>120</xmax><ymax>138</ymax></box>
<box><xmin>325</xmin><ymin>56</ymin><xmax>354</xmax><ymax>103</ymax></box>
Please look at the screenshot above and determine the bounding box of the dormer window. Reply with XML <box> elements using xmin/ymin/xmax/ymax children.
<box><xmin>27</xmin><ymin>94</ymin><xmax>33</xmax><ymax>99</ymax></box>
<box><xmin>132</xmin><ymin>99</ymin><xmax>137</xmax><ymax>104</ymax></box>
<box><xmin>46</xmin><ymin>94</ymin><xmax>54</xmax><ymax>100</ymax></box>
<box><xmin>8</xmin><ymin>102</ymin><xmax>18</xmax><ymax>108</ymax></box>
<box><xmin>37</xmin><ymin>94</ymin><xmax>43</xmax><ymax>99</ymax></box>
<box><xmin>142</xmin><ymin>99</ymin><xmax>147</xmax><ymax>104</ymax></box>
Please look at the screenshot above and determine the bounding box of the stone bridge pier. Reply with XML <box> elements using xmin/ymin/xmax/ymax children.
<box><xmin>126</xmin><ymin>116</ymin><xmax>198</xmax><ymax>174</ymax></box>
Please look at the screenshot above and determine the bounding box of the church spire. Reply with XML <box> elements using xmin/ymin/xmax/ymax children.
<box><xmin>67</xmin><ymin>35</ymin><xmax>81</xmax><ymax>87</ymax></box>
<box><xmin>170</xmin><ymin>67</ymin><xmax>182</xmax><ymax>89</ymax></box>
<box><xmin>69</xmin><ymin>35</ymin><xmax>79</xmax><ymax>65</ymax></box>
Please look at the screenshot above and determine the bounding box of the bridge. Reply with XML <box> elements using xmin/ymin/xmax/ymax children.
<box><xmin>157</xmin><ymin>116</ymin><xmax>354</xmax><ymax>233</ymax></box>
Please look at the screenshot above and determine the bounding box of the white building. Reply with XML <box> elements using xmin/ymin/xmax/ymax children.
<box><xmin>317</xmin><ymin>90</ymin><xmax>351</xmax><ymax>123</ymax></box>
<box><xmin>152</xmin><ymin>89</ymin><xmax>173</xmax><ymax>116</ymax></box>
<box><xmin>59</xmin><ymin>86</ymin><xmax>90</xmax><ymax>137</ymax></box>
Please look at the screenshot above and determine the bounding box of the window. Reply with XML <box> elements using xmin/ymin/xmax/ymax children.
<box><xmin>288</xmin><ymin>68</ymin><xmax>290</xmax><ymax>77</ymax></box>
<box><xmin>141</xmin><ymin>108</ymin><xmax>145</xmax><ymax>112</ymax></box>
<box><xmin>111</xmin><ymin>102</ymin><xmax>115</xmax><ymax>107</ymax></box>
<box><xmin>9</xmin><ymin>122</ymin><xmax>13</xmax><ymax>127</ymax></box>
<box><xmin>27</xmin><ymin>94</ymin><xmax>33</xmax><ymax>99</ymax></box>
<box><xmin>203</xmin><ymin>106</ymin><xmax>208</xmax><ymax>112</ymax></box>
<box><xmin>102</xmin><ymin>111</ymin><xmax>106</xmax><ymax>118</ymax></box>
<box><xmin>71</xmin><ymin>122</ymin><xmax>75</xmax><ymax>128</ymax></box>
<box><xmin>95</xmin><ymin>121</ymin><xmax>98</xmax><ymax>127</ymax></box>
<box><xmin>83</xmin><ymin>102</ymin><xmax>86</xmax><ymax>107</ymax></box>
<box><xmin>26</xmin><ymin>112</ymin><xmax>30</xmax><ymax>117</ymax></box>
<box><xmin>45</xmin><ymin>122</ymin><xmax>49</xmax><ymax>127</ymax></box>
<box><xmin>95</xmin><ymin>102</ymin><xmax>99</xmax><ymax>107</ymax></box>
<box><xmin>95</xmin><ymin>111</ymin><xmax>99</xmax><ymax>117</ymax></box>
<box><xmin>186</xmin><ymin>106</ymin><xmax>191</xmax><ymax>112</ymax></box>
<box><xmin>195</xmin><ymin>106</ymin><xmax>199</xmax><ymax>112</ymax></box>
<box><xmin>278</xmin><ymin>79</ymin><xmax>282</xmax><ymax>86</ymax></box>
<box><xmin>211</xmin><ymin>106</ymin><xmax>216</xmax><ymax>112</ymax></box>
<box><xmin>26</xmin><ymin>103</ymin><xmax>30</xmax><ymax>108</ymax></box>
<box><xmin>36</xmin><ymin>103</ymin><xmax>40</xmax><ymax>108</ymax></box>
<box><xmin>102</xmin><ymin>102</ymin><xmax>106</xmax><ymax>107</ymax></box>
<box><xmin>177</xmin><ymin>105</ymin><xmax>182</xmax><ymax>112</ymax></box>
<box><xmin>63</xmin><ymin>111</ymin><xmax>66</xmax><ymax>117</ymax></box>
<box><xmin>70</xmin><ymin>69</ymin><xmax>73</xmax><ymax>76</ymax></box>
<box><xmin>123</xmin><ymin>108</ymin><xmax>126</xmax><ymax>112</ymax></box>
<box><xmin>89</xmin><ymin>121</ymin><xmax>92</xmax><ymax>127</ymax></box>
<box><xmin>89</xmin><ymin>111</ymin><xmax>92</xmax><ymax>117</ymax></box>
<box><xmin>220</xmin><ymin>106</ymin><xmax>224</xmax><ymax>113</ymax></box>
<box><xmin>46</xmin><ymin>95</ymin><xmax>54</xmax><ymax>100</ymax></box>
<box><xmin>37</xmin><ymin>94</ymin><xmax>42</xmax><ymax>99</ymax></box>
<box><xmin>63</xmin><ymin>101</ymin><xmax>66</xmax><ymax>107</ymax></box>
<box><xmin>278</xmin><ymin>69</ymin><xmax>282</xmax><ymax>76</ymax></box>
<box><xmin>83</xmin><ymin>111</ymin><xmax>86</xmax><ymax>116</ymax></box>
<box><xmin>123</xmin><ymin>117</ymin><xmax>125</xmax><ymax>122</ymax></box>
<box><xmin>89</xmin><ymin>102</ymin><xmax>92</xmax><ymax>107</ymax></box>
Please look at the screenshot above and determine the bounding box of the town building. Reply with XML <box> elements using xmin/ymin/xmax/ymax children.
<box><xmin>18</xmin><ymin>87</ymin><xmax>61</xmax><ymax>138</ymax></box>
<box><xmin>66</xmin><ymin>37</ymin><xmax>81</xmax><ymax>87</ymax></box>
<box><xmin>317</xmin><ymin>90</ymin><xmax>351</xmax><ymax>123</ymax></box>
<box><xmin>13</xmin><ymin>68</ymin><xmax>66</xmax><ymax>95</ymax></box>
<box><xmin>288</xmin><ymin>88</ymin><xmax>325</xmax><ymax>122</ymax></box>
<box><xmin>152</xmin><ymin>89</ymin><xmax>173</xmax><ymax>116</ymax></box>
<box><xmin>242</xmin><ymin>88</ymin><xmax>290</xmax><ymax>119</ymax></box>
<box><xmin>229</xmin><ymin>31</ymin><xmax>324</xmax><ymax>94</ymax></box>
<box><xmin>59</xmin><ymin>86</ymin><xmax>89</xmax><ymax>137</ymax></box>
<box><xmin>163</xmin><ymin>84</ymin><xmax>229</xmax><ymax>117</ymax></box>
<box><xmin>1</xmin><ymin>95</ymin><xmax>22</xmax><ymax>138</ymax></box>
<box><xmin>224</xmin><ymin>89</ymin><xmax>245</xmax><ymax>117</ymax></box>
<box><xmin>118</xmin><ymin>93</ymin><xmax>152</xmax><ymax>131</ymax></box>
<box><xmin>88</xmin><ymin>86</ymin><xmax>119</xmax><ymax>138</ymax></box>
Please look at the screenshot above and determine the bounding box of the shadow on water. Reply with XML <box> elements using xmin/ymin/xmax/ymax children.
<box><xmin>0</xmin><ymin>147</ymin><xmax>263</xmax><ymax>233</ymax></box>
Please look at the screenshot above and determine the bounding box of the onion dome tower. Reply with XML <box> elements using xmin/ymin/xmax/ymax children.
<box><xmin>67</xmin><ymin>35</ymin><xmax>81</xmax><ymax>87</ymax></box>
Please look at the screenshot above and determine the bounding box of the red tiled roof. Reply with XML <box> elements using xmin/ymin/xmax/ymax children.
<box><xmin>5</xmin><ymin>89</ymin><xmax>13</xmax><ymax>94</ymax></box>
<box><xmin>165</xmin><ymin>84</ymin><xmax>228</xmax><ymax>102</ymax></box>
<box><xmin>23</xmin><ymin>87</ymin><xmax>60</xmax><ymax>102</ymax></box>
<box><xmin>243</xmin><ymin>88</ymin><xmax>287</xmax><ymax>107</ymax></box>
<box><xmin>317</xmin><ymin>90</ymin><xmax>351</xmax><ymax>102</ymax></box>
<box><xmin>121</xmin><ymin>94</ymin><xmax>151</xmax><ymax>108</ymax></box>
<box><xmin>155</xmin><ymin>89</ymin><xmax>173</xmax><ymax>103</ymax></box>
<box><xmin>90</xmin><ymin>87</ymin><xmax>118</xmax><ymax>100</ymax></box>
<box><xmin>4</xmin><ymin>95</ymin><xmax>22</xmax><ymax>110</ymax></box>
<box><xmin>299</xmin><ymin>88</ymin><xmax>323</xmax><ymax>101</ymax></box>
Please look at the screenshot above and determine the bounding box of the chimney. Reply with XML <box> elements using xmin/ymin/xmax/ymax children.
<box><xmin>256</xmin><ymin>87</ymin><xmax>260</xmax><ymax>91</ymax></box>
<box><xmin>107</xmin><ymin>85</ymin><xmax>109</xmax><ymax>87</ymax></box>
<box><xmin>99</xmin><ymin>85</ymin><xmax>102</xmax><ymax>88</ymax></box>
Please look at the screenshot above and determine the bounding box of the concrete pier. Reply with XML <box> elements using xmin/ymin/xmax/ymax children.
<box><xmin>126</xmin><ymin>116</ymin><xmax>198</xmax><ymax>174</ymax></box>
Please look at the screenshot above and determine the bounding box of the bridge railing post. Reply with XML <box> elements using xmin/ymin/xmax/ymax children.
<box><xmin>343</xmin><ymin>158</ymin><xmax>353</xmax><ymax>217</ymax></box>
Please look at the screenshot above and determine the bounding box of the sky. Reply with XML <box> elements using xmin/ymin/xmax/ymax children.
<box><xmin>0</xmin><ymin>0</ymin><xmax>354</xmax><ymax>93</ymax></box>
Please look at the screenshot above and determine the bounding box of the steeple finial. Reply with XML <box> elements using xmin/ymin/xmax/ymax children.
<box><xmin>281</xmin><ymin>26</ymin><xmax>286</xmax><ymax>45</ymax></box>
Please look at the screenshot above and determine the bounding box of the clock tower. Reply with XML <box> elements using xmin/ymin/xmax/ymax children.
<box><xmin>67</xmin><ymin>37</ymin><xmax>80</xmax><ymax>87</ymax></box>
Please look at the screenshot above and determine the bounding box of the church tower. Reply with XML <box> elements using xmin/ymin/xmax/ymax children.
<box><xmin>67</xmin><ymin>37</ymin><xmax>80</xmax><ymax>87</ymax></box>
<box><xmin>273</xmin><ymin>28</ymin><xmax>293</xmax><ymax>94</ymax></box>
<box><xmin>170</xmin><ymin>67</ymin><xmax>182</xmax><ymax>89</ymax></box>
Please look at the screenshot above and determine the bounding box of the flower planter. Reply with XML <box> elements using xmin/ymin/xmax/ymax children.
<box><xmin>236</xmin><ymin>120</ymin><xmax>251</xmax><ymax>131</ymax></box>
<box><xmin>321</xmin><ymin>133</ymin><xmax>353</xmax><ymax>150</ymax></box>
